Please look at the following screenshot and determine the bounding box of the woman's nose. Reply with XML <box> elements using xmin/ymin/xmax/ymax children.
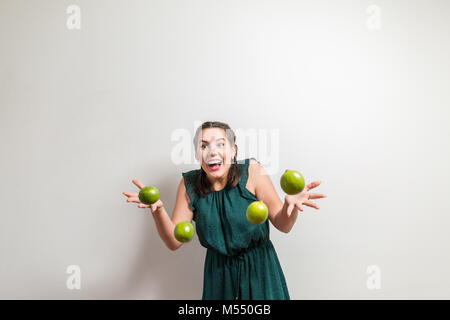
<box><xmin>208</xmin><ymin>145</ymin><xmax>218</xmax><ymax>154</ymax></box>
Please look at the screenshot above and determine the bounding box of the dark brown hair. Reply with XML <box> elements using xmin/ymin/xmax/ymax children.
<box><xmin>193</xmin><ymin>121</ymin><xmax>241</xmax><ymax>197</ymax></box>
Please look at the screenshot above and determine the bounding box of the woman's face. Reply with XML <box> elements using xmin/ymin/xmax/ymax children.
<box><xmin>196</xmin><ymin>128</ymin><xmax>236</xmax><ymax>179</ymax></box>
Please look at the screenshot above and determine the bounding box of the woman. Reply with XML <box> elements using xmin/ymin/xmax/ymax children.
<box><xmin>123</xmin><ymin>121</ymin><xmax>326</xmax><ymax>299</ymax></box>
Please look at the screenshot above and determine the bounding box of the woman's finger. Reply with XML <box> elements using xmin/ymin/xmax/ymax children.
<box><xmin>306</xmin><ymin>180</ymin><xmax>321</xmax><ymax>191</ymax></box>
<box><xmin>132</xmin><ymin>179</ymin><xmax>145</xmax><ymax>189</ymax></box>
<box><xmin>308</xmin><ymin>193</ymin><xmax>327</xmax><ymax>199</ymax></box>
<box><xmin>123</xmin><ymin>192</ymin><xmax>137</xmax><ymax>197</ymax></box>
<box><xmin>127</xmin><ymin>197</ymin><xmax>140</xmax><ymax>203</ymax></box>
<box><xmin>138</xmin><ymin>204</ymin><xmax>150</xmax><ymax>208</ymax></box>
<box><xmin>303</xmin><ymin>200</ymin><xmax>320</xmax><ymax>210</ymax></box>
<box><xmin>295</xmin><ymin>202</ymin><xmax>304</xmax><ymax>212</ymax></box>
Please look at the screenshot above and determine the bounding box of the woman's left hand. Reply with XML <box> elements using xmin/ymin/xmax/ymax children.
<box><xmin>285</xmin><ymin>181</ymin><xmax>327</xmax><ymax>217</ymax></box>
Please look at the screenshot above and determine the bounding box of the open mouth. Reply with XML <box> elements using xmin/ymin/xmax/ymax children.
<box><xmin>207</xmin><ymin>161</ymin><xmax>222</xmax><ymax>171</ymax></box>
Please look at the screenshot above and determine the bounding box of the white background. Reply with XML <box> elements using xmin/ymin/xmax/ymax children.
<box><xmin>1</xmin><ymin>0</ymin><xmax>449</xmax><ymax>299</ymax></box>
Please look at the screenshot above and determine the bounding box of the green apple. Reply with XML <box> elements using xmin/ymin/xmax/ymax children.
<box><xmin>246</xmin><ymin>201</ymin><xmax>268</xmax><ymax>224</ymax></box>
<box><xmin>138</xmin><ymin>186</ymin><xmax>160</xmax><ymax>205</ymax></box>
<box><xmin>280</xmin><ymin>170</ymin><xmax>305</xmax><ymax>195</ymax></box>
<box><xmin>174</xmin><ymin>221</ymin><xmax>195</xmax><ymax>242</ymax></box>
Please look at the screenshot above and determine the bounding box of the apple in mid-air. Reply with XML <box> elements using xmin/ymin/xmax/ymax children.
<box><xmin>138</xmin><ymin>186</ymin><xmax>160</xmax><ymax>205</ymax></box>
<box><xmin>246</xmin><ymin>201</ymin><xmax>269</xmax><ymax>224</ymax></box>
<box><xmin>280</xmin><ymin>170</ymin><xmax>305</xmax><ymax>195</ymax></box>
<box><xmin>174</xmin><ymin>221</ymin><xmax>195</xmax><ymax>242</ymax></box>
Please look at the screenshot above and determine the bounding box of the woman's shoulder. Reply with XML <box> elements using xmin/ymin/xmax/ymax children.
<box><xmin>246</xmin><ymin>157</ymin><xmax>262</xmax><ymax>173</ymax></box>
<box><xmin>237</xmin><ymin>157</ymin><xmax>262</xmax><ymax>177</ymax></box>
<box><xmin>239</xmin><ymin>157</ymin><xmax>263</xmax><ymax>194</ymax></box>
<box><xmin>181</xmin><ymin>168</ymin><xmax>201</xmax><ymax>188</ymax></box>
<box><xmin>237</xmin><ymin>157</ymin><xmax>260</xmax><ymax>166</ymax></box>
<box><xmin>182</xmin><ymin>168</ymin><xmax>201</xmax><ymax>177</ymax></box>
<box><xmin>181</xmin><ymin>169</ymin><xmax>201</xmax><ymax>206</ymax></box>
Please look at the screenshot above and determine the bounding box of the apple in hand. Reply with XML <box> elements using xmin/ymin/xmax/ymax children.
<box><xmin>280</xmin><ymin>170</ymin><xmax>305</xmax><ymax>195</ymax></box>
<box><xmin>138</xmin><ymin>186</ymin><xmax>160</xmax><ymax>205</ymax></box>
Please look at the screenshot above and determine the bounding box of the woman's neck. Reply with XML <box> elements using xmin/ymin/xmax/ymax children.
<box><xmin>207</xmin><ymin>175</ymin><xmax>228</xmax><ymax>191</ymax></box>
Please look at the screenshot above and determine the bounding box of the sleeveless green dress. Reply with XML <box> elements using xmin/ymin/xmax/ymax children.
<box><xmin>182</xmin><ymin>158</ymin><xmax>290</xmax><ymax>300</ymax></box>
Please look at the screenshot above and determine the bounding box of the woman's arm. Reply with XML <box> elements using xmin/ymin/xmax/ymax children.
<box><xmin>123</xmin><ymin>178</ymin><xmax>194</xmax><ymax>250</ymax></box>
<box><xmin>249</xmin><ymin>159</ymin><xmax>325</xmax><ymax>233</ymax></box>
<box><xmin>249</xmin><ymin>160</ymin><xmax>295</xmax><ymax>233</ymax></box>
<box><xmin>151</xmin><ymin>205</ymin><xmax>179</xmax><ymax>250</ymax></box>
<box><xmin>272</xmin><ymin>196</ymin><xmax>299</xmax><ymax>233</ymax></box>
<box><xmin>150</xmin><ymin>178</ymin><xmax>194</xmax><ymax>251</ymax></box>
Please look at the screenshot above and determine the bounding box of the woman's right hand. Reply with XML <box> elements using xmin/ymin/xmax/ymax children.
<box><xmin>122</xmin><ymin>179</ymin><xmax>163</xmax><ymax>213</ymax></box>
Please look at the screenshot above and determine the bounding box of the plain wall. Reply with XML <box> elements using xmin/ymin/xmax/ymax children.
<box><xmin>1</xmin><ymin>0</ymin><xmax>450</xmax><ymax>299</ymax></box>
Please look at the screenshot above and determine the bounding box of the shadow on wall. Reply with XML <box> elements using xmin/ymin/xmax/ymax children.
<box><xmin>111</xmin><ymin>162</ymin><xmax>205</xmax><ymax>299</ymax></box>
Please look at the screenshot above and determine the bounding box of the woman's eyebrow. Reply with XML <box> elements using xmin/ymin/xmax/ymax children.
<box><xmin>201</xmin><ymin>138</ymin><xmax>225</xmax><ymax>144</ymax></box>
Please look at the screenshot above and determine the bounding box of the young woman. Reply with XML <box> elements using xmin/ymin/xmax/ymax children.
<box><xmin>123</xmin><ymin>121</ymin><xmax>326</xmax><ymax>300</ymax></box>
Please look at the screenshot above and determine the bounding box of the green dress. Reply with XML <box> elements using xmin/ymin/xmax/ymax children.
<box><xmin>182</xmin><ymin>157</ymin><xmax>290</xmax><ymax>300</ymax></box>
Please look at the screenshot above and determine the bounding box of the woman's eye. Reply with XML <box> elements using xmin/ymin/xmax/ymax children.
<box><xmin>200</xmin><ymin>142</ymin><xmax>223</xmax><ymax>149</ymax></box>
